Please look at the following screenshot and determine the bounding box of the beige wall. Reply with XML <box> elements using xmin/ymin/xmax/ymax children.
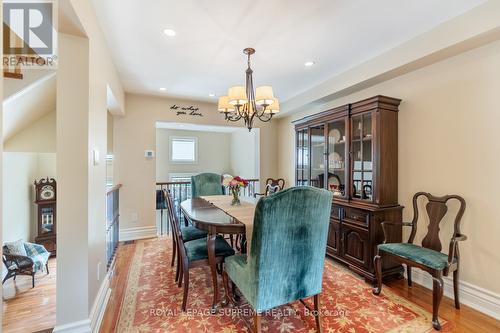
<box><xmin>114</xmin><ymin>94</ymin><xmax>277</xmax><ymax>232</ymax></box>
<box><xmin>156</xmin><ymin>128</ymin><xmax>232</xmax><ymax>182</ymax></box>
<box><xmin>230</xmin><ymin>129</ymin><xmax>259</xmax><ymax>179</ymax></box>
<box><xmin>4</xmin><ymin>111</ymin><xmax>56</xmax><ymax>152</ymax></box>
<box><xmin>56</xmin><ymin>32</ymin><xmax>91</xmax><ymax>327</ymax></box>
<box><xmin>277</xmin><ymin>40</ymin><xmax>500</xmax><ymax>295</ymax></box>
<box><xmin>2</xmin><ymin>153</ymin><xmax>56</xmax><ymax>243</ymax></box>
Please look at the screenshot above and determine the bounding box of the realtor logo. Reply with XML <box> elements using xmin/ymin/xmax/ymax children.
<box><xmin>3</xmin><ymin>1</ymin><xmax>54</xmax><ymax>55</ymax></box>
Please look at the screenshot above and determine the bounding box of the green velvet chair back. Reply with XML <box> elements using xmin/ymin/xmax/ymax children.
<box><xmin>248</xmin><ymin>186</ymin><xmax>333</xmax><ymax>311</ymax></box>
<box><xmin>190</xmin><ymin>173</ymin><xmax>223</xmax><ymax>198</ymax></box>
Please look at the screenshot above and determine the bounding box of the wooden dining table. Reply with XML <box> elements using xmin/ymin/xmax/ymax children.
<box><xmin>180</xmin><ymin>195</ymin><xmax>257</xmax><ymax>311</ymax></box>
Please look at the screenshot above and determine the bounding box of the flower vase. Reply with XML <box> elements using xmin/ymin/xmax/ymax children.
<box><xmin>231</xmin><ymin>187</ymin><xmax>241</xmax><ymax>206</ymax></box>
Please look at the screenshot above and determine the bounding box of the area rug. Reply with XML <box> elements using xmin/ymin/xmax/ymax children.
<box><xmin>116</xmin><ymin>238</ymin><xmax>452</xmax><ymax>332</ymax></box>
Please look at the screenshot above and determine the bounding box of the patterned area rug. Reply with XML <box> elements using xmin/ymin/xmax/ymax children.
<box><xmin>116</xmin><ymin>238</ymin><xmax>451</xmax><ymax>332</ymax></box>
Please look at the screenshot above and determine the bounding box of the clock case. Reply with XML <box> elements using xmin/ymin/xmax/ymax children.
<box><xmin>34</xmin><ymin>178</ymin><xmax>57</xmax><ymax>256</ymax></box>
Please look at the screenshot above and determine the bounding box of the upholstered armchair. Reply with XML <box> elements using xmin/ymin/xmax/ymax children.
<box><xmin>373</xmin><ymin>192</ymin><xmax>467</xmax><ymax>331</ymax></box>
<box><xmin>190</xmin><ymin>173</ymin><xmax>224</xmax><ymax>198</ymax></box>
<box><xmin>223</xmin><ymin>186</ymin><xmax>333</xmax><ymax>333</ymax></box>
<box><xmin>2</xmin><ymin>241</ymin><xmax>50</xmax><ymax>288</ymax></box>
<box><xmin>253</xmin><ymin>178</ymin><xmax>285</xmax><ymax>198</ymax></box>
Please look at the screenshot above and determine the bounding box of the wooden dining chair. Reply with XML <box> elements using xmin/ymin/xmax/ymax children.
<box><xmin>253</xmin><ymin>178</ymin><xmax>285</xmax><ymax>198</ymax></box>
<box><xmin>166</xmin><ymin>192</ymin><xmax>235</xmax><ymax>311</ymax></box>
<box><xmin>165</xmin><ymin>191</ymin><xmax>208</xmax><ymax>279</ymax></box>
<box><xmin>373</xmin><ymin>192</ymin><xmax>467</xmax><ymax>330</ymax></box>
<box><xmin>223</xmin><ymin>187</ymin><xmax>333</xmax><ymax>333</ymax></box>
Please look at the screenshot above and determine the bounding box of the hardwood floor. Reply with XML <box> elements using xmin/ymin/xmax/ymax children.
<box><xmin>99</xmin><ymin>241</ymin><xmax>136</xmax><ymax>333</ymax></box>
<box><xmin>384</xmin><ymin>278</ymin><xmax>500</xmax><ymax>332</ymax></box>
<box><xmin>100</xmin><ymin>239</ymin><xmax>500</xmax><ymax>333</ymax></box>
<box><xmin>2</xmin><ymin>258</ymin><xmax>56</xmax><ymax>333</ymax></box>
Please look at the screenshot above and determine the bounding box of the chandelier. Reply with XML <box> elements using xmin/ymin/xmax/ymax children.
<box><xmin>218</xmin><ymin>48</ymin><xmax>279</xmax><ymax>131</ymax></box>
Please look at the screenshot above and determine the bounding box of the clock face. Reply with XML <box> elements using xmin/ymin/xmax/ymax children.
<box><xmin>40</xmin><ymin>185</ymin><xmax>55</xmax><ymax>200</ymax></box>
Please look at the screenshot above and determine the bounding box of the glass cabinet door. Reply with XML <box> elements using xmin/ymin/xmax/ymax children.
<box><xmin>351</xmin><ymin>113</ymin><xmax>373</xmax><ymax>201</ymax></box>
<box><xmin>310</xmin><ymin>125</ymin><xmax>326</xmax><ymax>188</ymax></box>
<box><xmin>327</xmin><ymin>118</ymin><xmax>348</xmax><ymax>198</ymax></box>
<box><xmin>296</xmin><ymin>129</ymin><xmax>309</xmax><ymax>186</ymax></box>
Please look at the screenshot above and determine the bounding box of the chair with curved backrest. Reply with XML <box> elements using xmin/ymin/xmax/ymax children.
<box><xmin>165</xmin><ymin>190</ymin><xmax>208</xmax><ymax>282</ymax></box>
<box><xmin>253</xmin><ymin>178</ymin><xmax>285</xmax><ymax>198</ymax></box>
<box><xmin>166</xmin><ymin>190</ymin><xmax>234</xmax><ymax>311</ymax></box>
<box><xmin>223</xmin><ymin>186</ymin><xmax>333</xmax><ymax>333</ymax></box>
<box><xmin>373</xmin><ymin>192</ymin><xmax>467</xmax><ymax>331</ymax></box>
<box><xmin>191</xmin><ymin>173</ymin><xmax>224</xmax><ymax>198</ymax></box>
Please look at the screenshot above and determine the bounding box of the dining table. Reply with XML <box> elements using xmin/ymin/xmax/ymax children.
<box><xmin>180</xmin><ymin>195</ymin><xmax>258</xmax><ymax>311</ymax></box>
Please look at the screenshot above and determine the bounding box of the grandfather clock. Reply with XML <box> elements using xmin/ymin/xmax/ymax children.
<box><xmin>34</xmin><ymin>178</ymin><xmax>57</xmax><ymax>256</ymax></box>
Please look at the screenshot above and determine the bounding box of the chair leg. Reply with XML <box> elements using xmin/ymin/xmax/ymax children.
<box><xmin>222</xmin><ymin>270</ymin><xmax>233</xmax><ymax>305</ymax></box>
<box><xmin>32</xmin><ymin>273</ymin><xmax>35</xmax><ymax>288</ymax></box>
<box><xmin>313</xmin><ymin>294</ymin><xmax>322</xmax><ymax>333</ymax></box>
<box><xmin>372</xmin><ymin>254</ymin><xmax>383</xmax><ymax>295</ymax></box>
<box><xmin>181</xmin><ymin>262</ymin><xmax>189</xmax><ymax>311</ymax></box>
<box><xmin>13</xmin><ymin>273</ymin><xmax>17</xmax><ymax>281</ymax></box>
<box><xmin>46</xmin><ymin>263</ymin><xmax>50</xmax><ymax>275</ymax></box>
<box><xmin>407</xmin><ymin>266</ymin><xmax>412</xmax><ymax>287</ymax></box>
<box><xmin>453</xmin><ymin>269</ymin><xmax>460</xmax><ymax>309</ymax></box>
<box><xmin>253</xmin><ymin>312</ymin><xmax>262</xmax><ymax>333</ymax></box>
<box><xmin>432</xmin><ymin>275</ymin><xmax>444</xmax><ymax>330</ymax></box>
<box><xmin>171</xmin><ymin>238</ymin><xmax>176</xmax><ymax>267</ymax></box>
<box><xmin>177</xmin><ymin>258</ymin><xmax>183</xmax><ymax>288</ymax></box>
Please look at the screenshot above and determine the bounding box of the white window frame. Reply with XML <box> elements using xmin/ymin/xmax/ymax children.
<box><xmin>169</xmin><ymin>136</ymin><xmax>198</xmax><ymax>164</ymax></box>
<box><xmin>169</xmin><ymin>172</ymin><xmax>197</xmax><ymax>182</ymax></box>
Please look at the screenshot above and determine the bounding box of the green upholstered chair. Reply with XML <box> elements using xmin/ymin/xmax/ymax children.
<box><xmin>166</xmin><ymin>191</ymin><xmax>234</xmax><ymax>311</ymax></box>
<box><xmin>190</xmin><ymin>173</ymin><xmax>224</xmax><ymax>198</ymax></box>
<box><xmin>373</xmin><ymin>192</ymin><xmax>467</xmax><ymax>331</ymax></box>
<box><xmin>223</xmin><ymin>186</ymin><xmax>333</xmax><ymax>333</ymax></box>
<box><xmin>165</xmin><ymin>191</ymin><xmax>208</xmax><ymax>282</ymax></box>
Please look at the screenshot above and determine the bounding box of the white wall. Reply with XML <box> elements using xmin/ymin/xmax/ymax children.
<box><xmin>230</xmin><ymin>129</ymin><xmax>259</xmax><ymax>179</ymax></box>
<box><xmin>277</xmin><ymin>39</ymin><xmax>500</xmax><ymax>297</ymax></box>
<box><xmin>156</xmin><ymin>128</ymin><xmax>232</xmax><ymax>182</ymax></box>
<box><xmin>2</xmin><ymin>153</ymin><xmax>56</xmax><ymax>243</ymax></box>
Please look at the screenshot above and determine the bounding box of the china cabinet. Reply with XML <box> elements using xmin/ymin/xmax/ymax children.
<box><xmin>294</xmin><ymin>95</ymin><xmax>403</xmax><ymax>282</ymax></box>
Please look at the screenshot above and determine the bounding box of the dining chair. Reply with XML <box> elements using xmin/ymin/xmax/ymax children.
<box><xmin>165</xmin><ymin>191</ymin><xmax>208</xmax><ymax>277</ymax></box>
<box><xmin>373</xmin><ymin>192</ymin><xmax>467</xmax><ymax>331</ymax></box>
<box><xmin>166</xmin><ymin>192</ymin><xmax>235</xmax><ymax>311</ymax></box>
<box><xmin>253</xmin><ymin>178</ymin><xmax>285</xmax><ymax>198</ymax></box>
<box><xmin>190</xmin><ymin>173</ymin><xmax>224</xmax><ymax>198</ymax></box>
<box><xmin>223</xmin><ymin>186</ymin><xmax>333</xmax><ymax>333</ymax></box>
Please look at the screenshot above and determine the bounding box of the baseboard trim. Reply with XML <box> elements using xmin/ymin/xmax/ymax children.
<box><xmin>52</xmin><ymin>319</ymin><xmax>91</xmax><ymax>333</ymax></box>
<box><xmin>119</xmin><ymin>226</ymin><xmax>157</xmax><ymax>241</ymax></box>
<box><xmin>89</xmin><ymin>271</ymin><xmax>112</xmax><ymax>332</ymax></box>
<box><xmin>406</xmin><ymin>267</ymin><xmax>500</xmax><ymax>320</ymax></box>
<box><xmin>53</xmin><ymin>271</ymin><xmax>112</xmax><ymax>333</ymax></box>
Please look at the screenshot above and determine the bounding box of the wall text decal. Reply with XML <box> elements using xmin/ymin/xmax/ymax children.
<box><xmin>170</xmin><ymin>104</ymin><xmax>203</xmax><ymax>117</ymax></box>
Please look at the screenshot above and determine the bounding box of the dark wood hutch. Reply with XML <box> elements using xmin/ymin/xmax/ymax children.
<box><xmin>293</xmin><ymin>95</ymin><xmax>403</xmax><ymax>282</ymax></box>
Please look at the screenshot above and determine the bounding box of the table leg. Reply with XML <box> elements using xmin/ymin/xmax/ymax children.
<box><xmin>207</xmin><ymin>227</ymin><xmax>219</xmax><ymax>313</ymax></box>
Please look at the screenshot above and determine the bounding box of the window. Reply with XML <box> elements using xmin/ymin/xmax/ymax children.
<box><xmin>170</xmin><ymin>137</ymin><xmax>197</xmax><ymax>163</ymax></box>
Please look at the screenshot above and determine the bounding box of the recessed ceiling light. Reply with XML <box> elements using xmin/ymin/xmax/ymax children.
<box><xmin>163</xmin><ymin>28</ymin><xmax>176</xmax><ymax>37</ymax></box>
<box><xmin>159</xmin><ymin>87</ymin><xmax>166</xmax><ymax>91</ymax></box>
<box><xmin>208</xmin><ymin>93</ymin><xmax>215</xmax><ymax>97</ymax></box>
<box><xmin>304</xmin><ymin>61</ymin><xmax>315</xmax><ymax>67</ymax></box>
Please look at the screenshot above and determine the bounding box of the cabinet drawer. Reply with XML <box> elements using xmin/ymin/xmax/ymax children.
<box><xmin>343</xmin><ymin>207</ymin><xmax>370</xmax><ymax>228</ymax></box>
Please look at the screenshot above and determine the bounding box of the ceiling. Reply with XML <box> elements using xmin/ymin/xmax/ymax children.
<box><xmin>3</xmin><ymin>72</ymin><xmax>56</xmax><ymax>141</ymax></box>
<box><xmin>92</xmin><ymin>0</ymin><xmax>486</xmax><ymax>104</ymax></box>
